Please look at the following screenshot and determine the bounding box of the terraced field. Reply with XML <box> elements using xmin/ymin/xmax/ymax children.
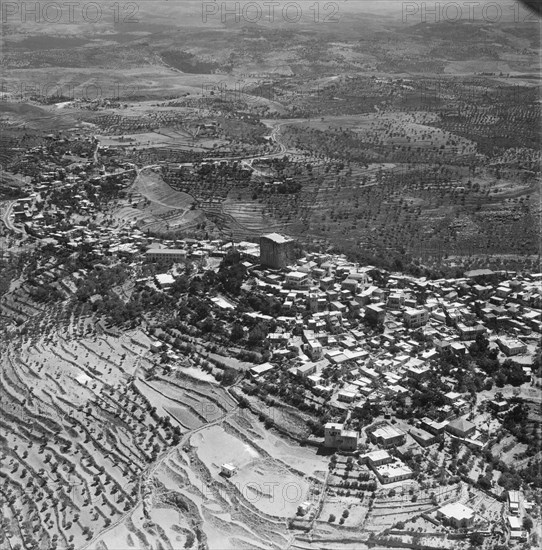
<box><xmin>0</xmin><ymin>281</ymin><xmax>337</xmax><ymax>550</ymax></box>
<box><xmin>133</xmin><ymin>108</ymin><xmax>539</xmax><ymax>263</ymax></box>
<box><xmin>0</xmin><ymin>331</ymin><xmax>150</xmax><ymax>550</ymax></box>
<box><xmin>93</xmin><ymin>411</ymin><xmax>328</xmax><ymax>550</ymax></box>
<box><xmin>117</xmin><ymin>168</ymin><xmax>205</xmax><ymax>232</ymax></box>
<box><xmin>222</xmin><ymin>195</ymin><xmax>295</xmax><ymax>239</ymax></box>
<box><xmin>0</xmin><ymin>324</ymin><xmax>243</xmax><ymax>548</ymax></box>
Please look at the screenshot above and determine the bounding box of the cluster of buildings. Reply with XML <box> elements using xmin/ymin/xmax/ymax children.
<box><xmin>9</xmin><ymin>140</ymin><xmax>539</xmax><ymax>543</ymax></box>
<box><xmin>360</xmin><ymin>448</ymin><xmax>413</xmax><ymax>485</ymax></box>
<box><xmin>243</xmin><ymin>234</ymin><xmax>540</xmax><ymax>476</ymax></box>
<box><xmin>249</xmin><ymin>234</ymin><xmax>538</xmax><ymax>416</ymax></box>
<box><xmin>431</xmin><ymin>489</ymin><xmax>532</xmax><ymax>542</ymax></box>
<box><xmin>240</xmin><ymin>234</ymin><xmax>539</xmax><ymax>542</ymax></box>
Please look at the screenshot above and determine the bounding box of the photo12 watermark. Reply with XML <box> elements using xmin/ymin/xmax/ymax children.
<box><xmin>199</xmin><ymin>477</ymin><xmax>314</xmax><ymax>511</ymax></box>
<box><xmin>200</xmin><ymin>80</ymin><xmax>278</xmax><ymax>104</ymax></box>
<box><xmin>402</xmin><ymin>2</ymin><xmax>540</xmax><ymax>23</ymax></box>
<box><xmin>198</xmin><ymin>78</ymin><xmax>323</xmax><ymax>105</ymax></box>
<box><xmin>1</xmin><ymin>2</ymin><xmax>139</xmax><ymax>24</ymax></box>
<box><xmin>0</xmin><ymin>81</ymin><xmax>142</xmax><ymax>103</ymax></box>
<box><xmin>202</xmin><ymin>1</ymin><xmax>341</xmax><ymax>24</ymax></box>
<box><xmin>199</xmin><ymin>399</ymin><xmax>290</xmax><ymax>424</ymax></box>
<box><xmin>416</xmin><ymin>80</ymin><xmax>528</xmax><ymax>107</ymax></box>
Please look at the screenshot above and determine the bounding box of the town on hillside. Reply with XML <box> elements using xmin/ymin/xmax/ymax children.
<box><xmin>1</xmin><ymin>3</ymin><xmax>540</xmax><ymax>549</ymax></box>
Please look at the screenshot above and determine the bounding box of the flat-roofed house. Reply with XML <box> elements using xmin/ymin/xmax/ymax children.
<box><xmin>364</xmin><ymin>449</ymin><xmax>393</xmax><ymax>467</ymax></box>
<box><xmin>155</xmin><ymin>273</ymin><xmax>175</xmax><ymax>288</ymax></box>
<box><xmin>285</xmin><ymin>271</ymin><xmax>309</xmax><ymax>289</ymax></box>
<box><xmin>319</xmin><ymin>276</ymin><xmax>335</xmax><ymax>290</ymax></box>
<box><xmin>221</xmin><ymin>464</ymin><xmax>237</xmax><ymax>477</ymax></box>
<box><xmin>297</xmin><ymin>363</ymin><xmax>317</xmax><ymax>378</ymax></box>
<box><xmin>369</xmin><ymin>425</ymin><xmax>406</xmax><ymax>448</ymax></box>
<box><xmin>250</xmin><ymin>362</ymin><xmax>276</xmax><ymax>378</ymax></box>
<box><xmin>421</xmin><ymin>417</ymin><xmax>449</xmax><ymax>435</ymax></box>
<box><xmin>497</xmin><ymin>337</ymin><xmax>527</xmax><ymax>356</ymax></box>
<box><xmin>338</xmin><ymin>389</ymin><xmax>357</xmax><ymax>403</ymax></box>
<box><xmin>410</xmin><ymin>427</ymin><xmax>437</xmax><ymax>447</ymax></box>
<box><xmin>146</xmin><ymin>248</ymin><xmax>187</xmax><ymax>263</ymax></box>
<box><xmin>365</xmin><ymin>303</ymin><xmax>386</xmax><ymax>324</ymax></box>
<box><xmin>437</xmin><ymin>502</ymin><xmax>474</xmax><ymax>528</ymax></box>
<box><xmin>337</xmin><ymin>429</ymin><xmax>358</xmax><ymax>451</ymax></box>
<box><xmin>150</xmin><ymin>341</ymin><xmax>164</xmax><ymax>353</ymax></box>
<box><xmin>373</xmin><ymin>459</ymin><xmax>413</xmax><ymax>484</ymax></box>
<box><xmin>508</xmin><ymin>491</ymin><xmax>521</xmax><ymax>515</ymax></box>
<box><xmin>387</xmin><ymin>293</ymin><xmax>405</xmax><ymax>308</ymax></box>
<box><xmin>490</xmin><ymin>399</ymin><xmax>509</xmax><ymax>413</ymax></box>
<box><xmin>458</xmin><ymin>323</ymin><xmax>486</xmax><ymax>341</ymax></box>
<box><xmin>405</xmin><ymin>359</ymin><xmax>429</xmax><ymax>379</ymax></box>
<box><xmin>341</xmin><ymin>278</ymin><xmax>359</xmax><ymax>293</ymax></box>
<box><xmin>444</xmin><ymin>391</ymin><xmax>462</xmax><ymax>405</ymax></box>
<box><xmin>508</xmin><ymin>515</ymin><xmax>523</xmax><ymax>536</ymax></box>
<box><xmin>403</xmin><ymin>307</ymin><xmax>429</xmax><ymax>328</ymax></box>
<box><xmin>306</xmin><ymin>339</ymin><xmax>323</xmax><ymax>360</ymax></box>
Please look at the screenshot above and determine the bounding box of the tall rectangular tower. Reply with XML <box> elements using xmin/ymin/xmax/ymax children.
<box><xmin>260</xmin><ymin>233</ymin><xmax>295</xmax><ymax>269</ymax></box>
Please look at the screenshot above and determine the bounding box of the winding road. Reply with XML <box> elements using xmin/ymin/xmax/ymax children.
<box><xmin>1</xmin><ymin>201</ymin><xmax>22</xmax><ymax>234</ymax></box>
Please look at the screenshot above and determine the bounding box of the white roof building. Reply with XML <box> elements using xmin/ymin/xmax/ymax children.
<box><xmin>155</xmin><ymin>273</ymin><xmax>175</xmax><ymax>287</ymax></box>
<box><xmin>249</xmin><ymin>362</ymin><xmax>276</xmax><ymax>377</ymax></box>
<box><xmin>438</xmin><ymin>502</ymin><xmax>474</xmax><ymax>524</ymax></box>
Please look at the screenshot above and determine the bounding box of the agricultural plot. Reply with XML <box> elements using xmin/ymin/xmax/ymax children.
<box><xmin>319</xmin><ymin>496</ymin><xmax>369</xmax><ymax>528</ymax></box>
<box><xmin>1</xmin><ymin>5</ymin><xmax>540</xmax><ymax>549</ymax></box>
<box><xmin>364</xmin><ymin>494</ymin><xmax>440</xmax><ymax>532</ymax></box>
<box><xmin>91</xmin><ymin>405</ymin><xmax>328</xmax><ymax>550</ymax></box>
<box><xmin>138</xmin><ymin>110</ymin><xmax>539</xmax><ymax>261</ymax></box>
<box><xmin>0</xmin><ymin>279</ymin><xmax>260</xmax><ymax>550</ymax></box>
<box><xmin>288</xmin><ymin>112</ymin><xmax>479</xmax><ymax>160</ymax></box>
<box><xmin>0</xmin><ymin>333</ymin><xmax>155</xmax><ymax>549</ymax></box>
<box><xmin>192</xmin><ymin>424</ymin><xmax>313</xmax><ymax>516</ymax></box>
<box><xmin>113</xmin><ymin>168</ymin><xmax>205</xmax><ymax>233</ymax></box>
<box><xmin>222</xmin><ymin>195</ymin><xmax>292</xmax><ymax>236</ymax></box>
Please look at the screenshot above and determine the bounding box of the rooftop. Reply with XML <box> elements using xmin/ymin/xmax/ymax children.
<box><xmin>261</xmin><ymin>233</ymin><xmax>293</xmax><ymax>244</ymax></box>
<box><xmin>365</xmin><ymin>450</ymin><xmax>391</xmax><ymax>462</ymax></box>
<box><xmin>448</xmin><ymin>418</ymin><xmax>475</xmax><ymax>433</ymax></box>
<box><xmin>438</xmin><ymin>502</ymin><xmax>474</xmax><ymax>521</ymax></box>
<box><xmin>146</xmin><ymin>248</ymin><xmax>186</xmax><ymax>255</ymax></box>
<box><xmin>375</xmin><ymin>461</ymin><xmax>412</xmax><ymax>478</ymax></box>
<box><xmin>372</xmin><ymin>425</ymin><xmax>404</xmax><ymax>440</ymax></box>
<box><xmin>250</xmin><ymin>362</ymin><xmax>276</xmax><ymax>376</ymax></box>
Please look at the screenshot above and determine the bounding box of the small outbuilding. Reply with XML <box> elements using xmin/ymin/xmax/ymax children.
<box><xmin>221</xmin><ymin>464</ymin><xmax>237</xmax><ymax>478</ymax></box>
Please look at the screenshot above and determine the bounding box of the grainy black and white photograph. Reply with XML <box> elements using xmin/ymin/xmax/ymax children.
<box><xmin>0</xmin><ymin>1</ymin><xmax>540</xmax><ymax>549</ymax></box>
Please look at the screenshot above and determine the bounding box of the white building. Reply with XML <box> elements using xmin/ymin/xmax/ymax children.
<box><xmin>403</xmin><ymin>307</ymin><xmax>429</xmax><ymax>328</ymax></box>
<box><xmin>249</xmin><ymin>362</ymin><xmax>276</xmax><ymax>378</ymax></box>
<box><xmin>221</xmin><ymin>464</ymin><xmax>237</xmax><ymax>477</ymax></box>
<box><xmin>373</xmin><ymin>459</ymin><xmax>413</xmax><ymax>484</ymax></box>
<box><xmin>285</xmin><ymin>271</ymin><xmax>310</xmax><ymax>289</ymax></box>
<box><xmin>146</xmin><ymin>248</ymin><xmax>187</xmax><ymax>262</ymax></box>
<box><xmin>437</xmin><ymin>502</ymin><xmax>474</xmax><ymax>528</ymax></box>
